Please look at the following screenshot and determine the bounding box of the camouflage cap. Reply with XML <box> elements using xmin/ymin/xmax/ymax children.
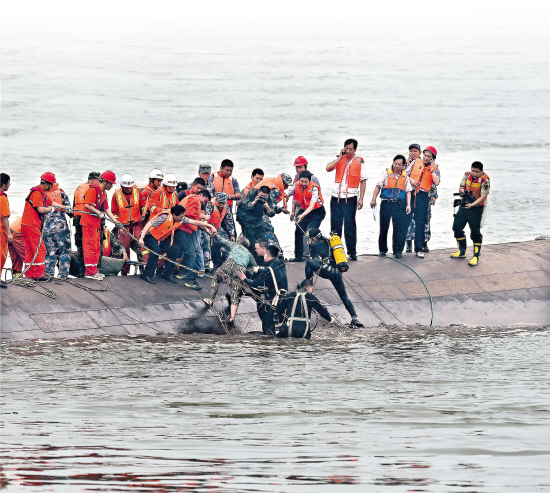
<box><xmin>280</xmin><ymin>173</ymin><xmax>293</xmax><ymax>186</ymax></box>
<box><xmin>215</xmin><ymin>192</ymin><xmax>228</xmax><ymax>204</ymax></box>
<box><xmin>198</xmin><ymin>164</ymin><xmax>212</xmax><ymax>174</ymax></box>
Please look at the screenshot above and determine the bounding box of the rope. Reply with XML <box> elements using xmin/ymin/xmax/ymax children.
<box><xmin>78</xmin><ymin>210</ymin><xmax>214</xmax><ymax>279</ymax></box>
<box><xmin>10</xmin><ymin>276</ymin><xmax>59</xmax><ymax>299</ymax></box>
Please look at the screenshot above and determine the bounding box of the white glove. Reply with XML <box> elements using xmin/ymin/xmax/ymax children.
<box><xmin>252</xmin><ymin>266</ymin><xmax>259</xmax><ymax>273</ymax></box>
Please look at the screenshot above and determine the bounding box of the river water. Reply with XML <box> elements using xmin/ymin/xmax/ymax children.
<box><xmin>2</xmin><ymin>327</ymin><xmax>550</xmax><ymax>492</ymax></box>
<box><xmin>2</xmin><ymin>2</ymin><xmax>550</xmax><ymax>491</ymax></box>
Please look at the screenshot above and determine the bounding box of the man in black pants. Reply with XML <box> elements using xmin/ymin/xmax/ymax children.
<box><xmin>451</xmin><ymin>161</ymin><xmax>490</xmax><ymax>266</ymax></box>
<box><xmin>287</xmin><ymin>171</ymin><xmax>326</xmax><ymax>262</ymax></box>
<box><xmin>304</xmin><ymin>228</ymin><xmax>364</xmax><ymax>328</ymax></box>
<box><xmin>239</xmin><ymin>244</ymin><xmax>288</xmax><ymax>335</ymax></box>
<box><xmin>370</xmin><ymin>154</ymin><xmax>412</xmax><ymax>258</ymax></box>
<box><xmin>325</xmin><ymin>139</ymin><xmax>367</xmax><ymax>260</ymax></box>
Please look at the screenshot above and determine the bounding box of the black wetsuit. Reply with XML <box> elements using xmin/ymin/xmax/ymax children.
<box><xmin>276</xmin><ymin>290</ymin><xmax>331</xmax><ymax>338</ymax></box>
<box><xmin>242</xmin><ymin>258</ymin><xmax>288</xmax><ymax>335</ymax></box>
<box><xmin>305</xmin><ymin>238</ymin><xmax>357</xmax><ymax>318</ymax></box>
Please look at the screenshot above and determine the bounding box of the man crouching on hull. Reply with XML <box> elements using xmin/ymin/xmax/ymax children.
<box><xmin>451</xmin><ymin>161</ymin><xmax>490</xmax><ymax>266</ymax></box>
<box><xmin>304</xmin><ymin>228</ymin><xmax>364</xmax><ymax>328</ymax></box>
<box><xmin>276</xmin><ymin>278</ymin><xmax>335</xmax><ymax>338</ymax></box>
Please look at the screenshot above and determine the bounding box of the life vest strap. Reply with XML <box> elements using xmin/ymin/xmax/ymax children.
<box><xmin>287</xmin><ymin>291</ymin><xmax>310</xmax><ymax>338</ymax></box>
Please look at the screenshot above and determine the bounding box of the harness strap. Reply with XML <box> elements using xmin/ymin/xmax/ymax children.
<box><xmin>287</xmin><ymin>291</ymin><xmax>310</xmax><ymax>338</ymax></box>
<box><xmin>267</xmin><ymin>265</ymin><xmax>287</xmax><ymax>307</ymax></box>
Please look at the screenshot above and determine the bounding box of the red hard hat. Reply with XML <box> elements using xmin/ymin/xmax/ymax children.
<box><xmin>423</xmin><ymin>146</ymin><xmax>437</xmax><ymax>158</ymax></box>
<box><xmin>101</xmin><ymin>170</ymin><xmax>117</xmax><ymax>184</ymax></box>
<box><xmin>41</xmin><ymin>172</ymin><xmax>56</xmax><ymax>184</ymax></box>
<box><xmin>294</xmin><ymin>156</ymin><xmax>308</xmax><ymax>166</ymax></box>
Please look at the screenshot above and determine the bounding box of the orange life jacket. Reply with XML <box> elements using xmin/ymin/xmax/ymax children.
<box><xmin>381</xmin><ymin>169</ymin><xmax>407</xmax><ymax>201</ymax></box>
<box><xmin>146</xmin><ymin>186</ymin><xmax>177</xmax><ymax>217</ymax></box>
<box><xmin>23</xmin><ymin>186</ymin><xmax>50</xmax><ymax>227</ymax></box>
<box><xmin>45</xmin><ymin>183</ymin><xmax>63</xmax><ymax>207</ymax></box>
<box><xmin>142</xmin><ymin>183</ymin><xmax>158</xmax><ymax>197</ymax></box>
<box><xmin>149</xmin><ymin>213</ymin><xmax>181</xmax><ymax>242</ymax></box>
<box><xmin>212</xmin><ymin>172</ymin><xmax>235</xmax><ymax>205</ymax></box>
<box><xmin>179</xmin><ymin>194</ymin><xmax>201</xmax><ymax>231</ymax></box>
<box><xmin>10</xmin><ymin>217</ymin><xmax>22</xmax><ymax>234</ymax></box>
<box><xmin>465</xmin><ymin>172</ymin><xmax>489</xmax><ymax>201</ymax></box>
<box><xmin>208</xmin><ymin>199</ymin><xmax>227</xmax><ymax>229</ymax></box>
<box><xmin>334</xmin><ymin>155</ymin><xmax>363</xmax><ymax>198</ymax></box>
<box><xmin>243</xmin><ymin>181</ymin><xmax>255</xmax><ymax>196</ymax></box>
<box><xmin>294</xmin><ymin>181</ymin><xmax>323</xmax><ymax>210</ymax></box>
<box><xmin>74</xmin><ymin>183</ymin><xmax>90</xmax><ymax>217</ymax></box>
<box><xmin>409</xmin><ymin>159</ymin><xmax>438</xmax><ymax>193</ymax></box>
<box><xmin>114</xmin><ymin>186</ymin><xmax>141</xmax><ymax>224</ymax></box>
<box><xmin>103</xmin><ymin>229</ymin><xmax>112</xmax><ymax>257</ymax></box>
<box><xmin>255</xmin><ymin>175</ymin><xmax>285</xmax><ymax>203</ymax></box>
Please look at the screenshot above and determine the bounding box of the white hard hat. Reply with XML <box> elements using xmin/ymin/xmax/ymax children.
<box><xmin>120</xmin><ymin>173</ymin><xmax>135</xmax><ymax>188</ymax></box>
<box><xmin>149</xmin><ymin>168</ymin><xmax>164</xmax><ymax>180</ymax></box>
<box><xmin>162</xmin><ymin>173</ymin><xmax>177</xmax><ymax>187</ymax></box>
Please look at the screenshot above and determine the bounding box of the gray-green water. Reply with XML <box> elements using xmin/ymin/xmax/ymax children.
<box><xmin>2</xmin><ymin>327</ymin><xmax>549</xmax><ymax>491</ymax></box>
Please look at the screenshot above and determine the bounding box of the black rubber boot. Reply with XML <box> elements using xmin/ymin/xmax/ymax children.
<box><xmin>469</xmin><ymin>243</ymin><xmax>482</xmax><ymax>266</ymax></box>
<box><xmin>450</xmin><ymin>238</ymin><xmax>467</xmax><ymax>258</ymax></box>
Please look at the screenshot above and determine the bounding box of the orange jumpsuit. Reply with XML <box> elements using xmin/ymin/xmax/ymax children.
<box><xmin>81</xmin><ymin>186</ymin><xmax>107</xmax><ymax>275</ymax></box>
<box><xmin>0</xmin><ymin>191</ymin><xmax>10</xmax><ymax>273</ymax></box>
<box><xmin>21</xmin><ymin>187</ymin><xmax>51</xmax><ymax>279</ymax></box>
<box><xmin>8</xmin><ymin>218</ymin><xmax>25</xmax><ymax>274</ymax></box>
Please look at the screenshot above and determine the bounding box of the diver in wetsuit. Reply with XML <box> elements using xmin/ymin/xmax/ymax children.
<box><xmin>304</xmin><ymin>228</ymin><xmax>364</xmax><ymax>328</ymax></box>
<box><xmin>276</xmin><ymin>278</ymin><xmax>335</xmax><ymax>338</ymax></box>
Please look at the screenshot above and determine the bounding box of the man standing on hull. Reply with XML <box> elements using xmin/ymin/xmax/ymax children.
<box><xmin>326</xmin><ymin>139</ymin><xmax>367</xmax><ymax>261</ymax></box>
<box><xmin>451</xmin><ymin>161</ymin><xmax>490</xmax><ymax>266</ymax></box>
<box><xmin>370</xmin><ymin>155</ymin><xmax>412</xmax><ymax>258</ymax></box>
<box><xmin>0</xmin><ymin>173</ymin><xmax>13</xmax><ymax>288</ymax></box>
<box><xmin>406</xmin><ymin>146</ymin><xmax>440</xmax><ymax>258</ymax></box>
<box><xmin>304</xmin><ymin>228</ymin><xmax>363</xmax><ymax>328</ymax></box>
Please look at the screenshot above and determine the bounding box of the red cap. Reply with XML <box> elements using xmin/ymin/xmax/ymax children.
<box><xmin>101</xmin><ymin>170</ymin><xmax>117</xmax><ymax>184</ymax></box>
<box><xmin>294</xmin><ymin>156</ymin><xmax>308</xmax><ymax>166</ymax></box>
<box><xmin>41</xmin><ymin>172</ymin><xmax>56</xmax><ymax>184</ymax></box>
<box><xmin>423</xmin><ymin>146</ymin><xmax>437</xmax><ymax>158</ymax></box>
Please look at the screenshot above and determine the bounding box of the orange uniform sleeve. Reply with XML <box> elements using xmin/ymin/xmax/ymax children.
<box><xmin>185</xmin><ymin>198</ymin><xmax>201</xmax><ymax>220</ymax></box>
<box><xmin>0</xmin><ymin>195</ymin><xmax>10</xmax><ymax>218</ymax></box>
<box><xmin>111</xmin><ymin>194</ymin><xmax>119</xmax><ymax>215</ymax></box>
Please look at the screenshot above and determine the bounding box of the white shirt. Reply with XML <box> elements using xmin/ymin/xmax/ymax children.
<box><xmin>331</xmin><ymin>156</ymin><xmax>368</xmax><ymax>198</ymax></box>
<box><xmin>288</xmin><ymin>183</ymin><xmax>321</xmax><ymax>207</ymax></box>
<box><xmin>376</xmin><ymin>170</ymin><xmax>413</xmax><ymax>193</ymax></box>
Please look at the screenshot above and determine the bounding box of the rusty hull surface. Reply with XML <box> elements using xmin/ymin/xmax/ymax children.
<box><xmin>2</xmin><ymin>240</ymin><xmax>549</xmax><ymax>341</ymax></box>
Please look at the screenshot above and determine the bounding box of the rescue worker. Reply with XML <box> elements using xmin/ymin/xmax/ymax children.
<box><xmin>207</xmin><ymin>159</ymin><xmax>241</xmax><ymax>210</ymax></box>
<box><xmin>243</xmin><ymin>168</ymin><xmax>265</xmax><ymax>196</ymax></box>
<box><xmin>0</xmin><ymin>173</ymin><xmax>12</xmax><ymax>287</ymax></box>
<box><xmin>304</xmin><ymin>228</ymin><xmax>364</xmax><ymax>327</ymax></box>
<box><xmin>276</xmin><ymin>278</ymin><xmax>334</xmax><ymax>338</ymax></box>
<box><xmin>370</xmin><ymin>154</ymin><xmax>412</xmax><ymax>258</ymax></box>
<box><xmin>142</xmin><ymin>168</ymin><xmax>164</xmax><ymax>203</ymax></box>
<box><xmin>177</xmin><ymin>189</ymin><xmax>213</xmax><ymax>290</ymax></box>
<box><xmin>204</xmin><ymin>235</ymin><xmax>258</xmax><ymax>327</ymax></box>
<box><xmin>138</xmin><ymin>204</ymin><xmax>185</xmax><ymax>284</ymax></box>
<box><xmin>7</xmin><ymin>218</ymin><xmax>25</xmax><ymax>278</ymax></box>
<box><xmin>81</xmin><ymin>171</ymin><xmax>121</xmax><ymax>280</ymax></box>
<box><xmin>253</xmin><ymin>239</ymin><xmax>269</xmax><ymax>267</ymax></box>
<box><xmin>146</xmin><ymin>173</ymin><xmax>179</xmax><ymax>219</ymax></box>
<box><xmin>177</xmin><ymin>177</ymin><xmax>205</xmax><ymax>201</ymax></box>
<box><xmin>238</xmin><ymin>244</ymin><xmax>288</xmax><ymax>335</ymax></box>
<box><xmin>204</xmin><ymin>192</ymin><xmax>236</xmax><ymax>270</ymax></box>
<box><xmin>287</xmin><ymin>171</ymin><xmax>326</xmax><ymax>262</ymax></box>
<box><xmin>254</xmin><ymin>173</ymin><xmax>292</xmax><ymax>255</ymax></box>
<box><xmin>405</xmin><ymin>144</ymin><xmax>437</xmax><ymax>253</ymax></box>
<box><xmin>451</xmin><ymin>161</ymin><xmax>490</xmax><ymax>266</ymax></box>
<box><xmin>44</xmin><ymin>181</ymin><xmax>73</xmax><ymax>279</ymax></box>
<box><xmin>21</xmin><ymin>173</ymin><xmax>66</xmax><ymax>280</ymax></box>
<box><xmin>111</xmin><ymin>173</ymin><xmax>147</xmax><ymax>275</ymax></box>
<box><xmin>198</xmin><ymin>164</ymin><xmax>215</xmax><ymax>196</ymax></box>
<box><xmin>236</xmin><ymin>186</ymin><xmax>271</xmax><ymax>251</ymax></box>
<box><xmin>292</xmin><ymin>157</ymin><xmax>320</xmax><ymax>259</ymax></box>
<box><xmin>73</xmin><ymin>171</ymin><xmax>101</xmax><ymax>272</ymax></box>
<box><xmin>177</xmin><ymin>178</ymin><xmax>207</xmax><ymax>275</ymax></box>
<box><xmin>406</xmin><ymin>145</ymin><xmax>440</xmax><ymax>258</ymax></box>
<box><xmin>326</xmin><ymin>139</ymin><xmax>367</xmax><ymax>261</ymax></box>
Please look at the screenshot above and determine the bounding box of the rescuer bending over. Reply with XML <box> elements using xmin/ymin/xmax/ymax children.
<box><xmin>304</xmin><ymin>228</ymin><xmax>364</xmax><ymax>328</ymax></box>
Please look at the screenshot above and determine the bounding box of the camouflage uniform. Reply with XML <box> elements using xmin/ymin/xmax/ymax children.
<box><xmin>43</xmin><ymin>190</ymin><xmax>72</xmax><ymax>278</ymax></box>
<box><xmin>406</xmin><ymin>177</ymin><xmax>440</xmax><ymax>245</ymax></box>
